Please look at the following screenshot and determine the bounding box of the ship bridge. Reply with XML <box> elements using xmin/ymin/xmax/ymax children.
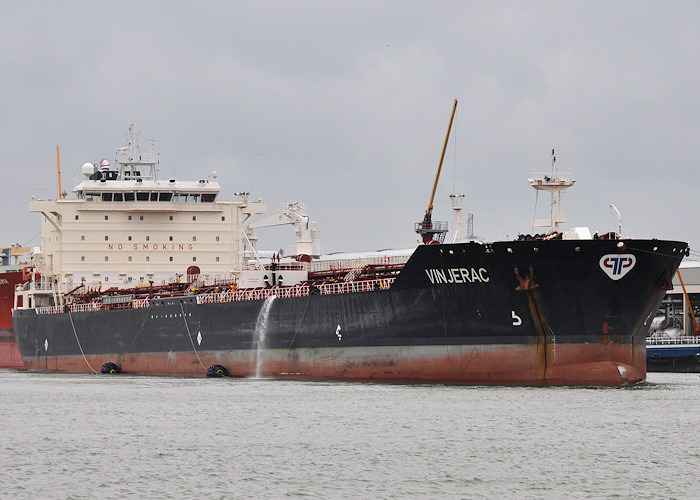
<box><xmin>73</xmin><ymin>179</ymin><xmax>221</xmax><ymax>205</ymax></box>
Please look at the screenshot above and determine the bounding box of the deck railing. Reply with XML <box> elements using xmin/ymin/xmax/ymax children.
<box><xmin>196</xmin><ymin>277</ymin><xmax>394</xmax><ymax>305</ymax></box>
<box><xmin>35</xmin><ymin>277</ymin><xmax>395</xmax><ymax>314</ymax></box>
<box><xmin>646</xmin><ymin>336</ymin><xmax>700</xmax><ymax>346</ymax></box>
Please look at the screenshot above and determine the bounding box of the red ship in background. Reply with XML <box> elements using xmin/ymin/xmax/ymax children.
<box><xmin>0</xmin><ymin>246</ymin><xmax>33</xmax><ymax>369</ymax></box>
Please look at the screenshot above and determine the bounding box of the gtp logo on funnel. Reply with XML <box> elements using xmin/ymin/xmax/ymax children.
<box><xmin>600</xmin><ymin>254</ymin><xmax>636</xmax><ymax>280</ymax></box>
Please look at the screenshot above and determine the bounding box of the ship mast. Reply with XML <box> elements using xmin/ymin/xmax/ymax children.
<box><xmin>415</xmin><ymin>99</ymin><xmax>457</xmax><ymax>244</ymax></box>
<box><xmin>115</xmin><ymin>125</ymin><xmax>159</xmax><ymax>181</ymax></box>
<box><xmin>528</xmin><ymin>149</ymin><xmax>575</xmax><ymax>235</ymax></box>
<box><xmin>56</xmin><ymin>146</ymin><xmax>66</xmax><ymax>199</ymax></box>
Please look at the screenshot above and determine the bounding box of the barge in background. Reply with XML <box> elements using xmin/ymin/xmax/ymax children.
<box><xmin>11</xmin><ymin>125</ymin><xmax>688</xmax><ymax>385</ymax></box>
<box><xmin>647</xmin><ymin>261</ymin><xmax>700</xmax><ymax>372</ymax></box>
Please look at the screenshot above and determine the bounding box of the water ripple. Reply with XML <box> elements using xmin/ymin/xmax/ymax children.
<box><xmin>0</xmin><ymin>370</ymin><xmax>698</xmax><ymax>498</ymax></box>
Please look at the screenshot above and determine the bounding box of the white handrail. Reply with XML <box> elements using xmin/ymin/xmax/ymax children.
<box><xmin>35</xmin><ymin>278</ymin><xmax>395</xmax><ymax>314</ymax></box>
<box><xmin>646</xmin><ymin>336</ymin><xmax>700</xmax><ymax>346</ymax></box>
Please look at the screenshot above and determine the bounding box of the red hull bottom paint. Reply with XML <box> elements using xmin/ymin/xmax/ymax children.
<box><xmin>0</xmin><ymin>335</ymin><xmax>26</xmax><ymax>369</ymax></box>
<box><xmin>23</xmin><ymin>343</ymin><xmax>645</xmax><ymax>386</ymax></box>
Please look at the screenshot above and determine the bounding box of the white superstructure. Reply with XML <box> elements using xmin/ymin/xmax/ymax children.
<box><xmin>31</xmin><ymin>126</ymin><xmax>271</xmax><ymax>288</ymax></box>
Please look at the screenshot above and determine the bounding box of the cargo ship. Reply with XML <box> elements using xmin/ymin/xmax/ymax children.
<box><xmin>12</xmin><ymin>124</ymin><xmax>688</xmax><ymax>385</ymax></box>
<box><xmin>0</xmin><ymin>247</ymin><xmax>33</xmax><ymax>369</ymax></box>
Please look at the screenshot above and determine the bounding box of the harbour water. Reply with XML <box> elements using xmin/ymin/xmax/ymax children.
<box><xmin>1</xmin><ymin>370</ymin><xmax>698</xmax><ymax>499</ymax></box>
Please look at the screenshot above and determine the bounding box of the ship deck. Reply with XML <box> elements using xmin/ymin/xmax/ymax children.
<box><xmin>35</xmin><ymin>277</ymin><xmax>396</xmax><ymax>315</ymax></box>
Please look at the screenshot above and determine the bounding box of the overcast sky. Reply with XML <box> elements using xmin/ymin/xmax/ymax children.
<box><xmin>2</xmin><ymin>1</ymin><xmax>699</xmax><ymax>258</ymax></box>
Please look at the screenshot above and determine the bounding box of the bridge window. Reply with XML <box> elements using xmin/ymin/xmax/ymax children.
<box><xmin>114</xmin><ymin>193</ymin><xmax>123</xmax><ymax>202</ymax></box>
<box><xmin>124</xmin><ymin>192</ymin><xmax>135</xmax><ymax>202</ymax></box>
<box><xmin>201</xmin><ymin>194</ymin><xmax>216</xmax><ymax>202</ymax></box>
<box><xmin>159</xmin><ymin>192</ymin><xmax>172</xmax><ymax>202</ymax></box>
<box><xmin>102</xmin><ymin>193</ymin><xmax>113</xmax><ymax>202</ymax></box>
<box><xmin>136</xmin><ymin>192</ymin><xmax>149</xmax><ymax>201</ymax></box>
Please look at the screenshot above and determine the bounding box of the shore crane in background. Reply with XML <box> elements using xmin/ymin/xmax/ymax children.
<box><xmin>415</xmin><ymin>98</ymin><xmax>457</xmax><ymax>244</ymax></box>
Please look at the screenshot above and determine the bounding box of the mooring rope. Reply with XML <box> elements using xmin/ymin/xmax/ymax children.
<box><xmin>67</xmin><ymin>309</ymin><xmax>98</xmax><ymax>374</ymax></box>
<box><xmin>269</xmin><ymin>293</ymin><xmax>313</xmax><ymax>376</ymax></box>
<box><xmin>121</xmin><ymin>306</ymin><xmax>153</xmax><ymax>365</ymax></box>
<box><xmin>181</xmin><ymin>302</ymin><xmax>206</xmax><ymax>370</ymax></box>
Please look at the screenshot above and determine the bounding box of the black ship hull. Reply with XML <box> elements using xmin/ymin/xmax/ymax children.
<box><xmin>13</xmin><ymin>239</ymin><xmax>687</xmax><ymax>385</ymax></box>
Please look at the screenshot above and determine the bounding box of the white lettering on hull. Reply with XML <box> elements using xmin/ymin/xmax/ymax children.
<box><xmin>424</xmin><ymin>267</ymin><xmax>490</xmax><ymax>284</ymax></box>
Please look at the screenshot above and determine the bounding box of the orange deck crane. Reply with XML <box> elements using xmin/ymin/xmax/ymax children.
<box><xmin>415</xmin><ymin>99</ymin><xmax>458</xmax><ymax>244</ymax></box>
